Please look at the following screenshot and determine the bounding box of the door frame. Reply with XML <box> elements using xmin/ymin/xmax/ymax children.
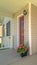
<box><xmin>17</xmin><ymin>12</ymin><xmax>32</xmax><ymax>55</ymax></box>
<box><xmin>17</xmin><ymin>14</ymin><xmax>24</xmax><ymax>47</ymax></box>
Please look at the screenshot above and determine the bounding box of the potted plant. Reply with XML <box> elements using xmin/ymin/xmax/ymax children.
<box><xmin>17</xmin><ymin>43</ymin><xmax>29</xmax><ymax>57</ymax></box>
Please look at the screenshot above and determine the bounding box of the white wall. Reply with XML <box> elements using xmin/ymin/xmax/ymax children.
<box><xmin>31</xmin><ymin>4</ymin><xmax>37</xmax><ymax>54</ymax></box>
<box><xmin>11</xmin><ymin>19</ymin><xmax>17</xmax><ymax>49</ymax></box>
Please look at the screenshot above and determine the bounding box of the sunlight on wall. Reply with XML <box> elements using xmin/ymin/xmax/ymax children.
<box><xmin>0</xmin><ymin>26</ymin><xmax>2</xmax><ymax>36</ymax></box>
<box><xmin>0</xmin><ymin>38</ymin><xmax>2</xmax><ymax>44</ymax></box>
<box><xmin>0</xmin><ymin>26</ymin><xmax>2</xmax><ymax>44</ymax></box>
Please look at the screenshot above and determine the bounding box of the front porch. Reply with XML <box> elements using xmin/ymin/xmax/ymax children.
<box><xmin>0</xmin><ymin>49</ymin><xmax>37</xmax><ymax>65</ymax></box>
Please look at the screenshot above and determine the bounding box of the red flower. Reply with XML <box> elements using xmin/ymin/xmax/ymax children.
<box><xmin>19</xmin><ymin>44</ymin><xmax>24</xmax><ymax>48</ymax></box>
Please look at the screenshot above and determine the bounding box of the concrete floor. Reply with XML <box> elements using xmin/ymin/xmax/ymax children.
<box><xmin>0</xmin><ymin>49</ymin><xmax>37</xmax><ymax>65</ymax></box>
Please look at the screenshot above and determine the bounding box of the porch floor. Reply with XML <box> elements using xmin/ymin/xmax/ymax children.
<box><xmin>0</xmin><ymin>49</ymin><xmax>37</xmax><ymax>65</ymax></box>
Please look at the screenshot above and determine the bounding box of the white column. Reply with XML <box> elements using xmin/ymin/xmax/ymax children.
<box><xmin>29</xmin><ymin>3</ymin><xmax>32</xmax><ymax>55</ymax></box>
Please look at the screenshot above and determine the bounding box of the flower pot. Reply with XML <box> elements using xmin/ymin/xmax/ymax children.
<box><xmin>20</xmin><ymin>51</ymin><xmax>27</xmax><ymax>57</ymax></box>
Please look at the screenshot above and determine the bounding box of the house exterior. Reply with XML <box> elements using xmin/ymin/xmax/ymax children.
<box><xmin>0</xmin><ymin>3</ymin><xmax>37</xmax><ymax>55</ymax></box>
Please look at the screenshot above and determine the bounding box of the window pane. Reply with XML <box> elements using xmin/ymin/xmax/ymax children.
<box><xmin>3</xmin><ymin>24</ymin><xmax>5</xmax><ymax>36</ymax></box>
<box><xmin>6</xmin><ymin>21</ymin><xmax>10</xmax><ymax>36</ymax></box>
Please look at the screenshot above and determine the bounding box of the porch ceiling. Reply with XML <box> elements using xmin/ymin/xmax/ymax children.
<box><xmin>0</xmin><ymin>0</ymin><xmax>37</xmax><ymax>17</ymax></box>
<box><xmin>0</xmin><ymin>0</ymin><xmax>37</xmax><ymax>24</ymax></box>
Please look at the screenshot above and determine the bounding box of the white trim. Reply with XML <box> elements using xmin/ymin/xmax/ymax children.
<box><xmin>29</xmin><ymin>3</ymin><xmax>32</xmax><ymax>55</ymax></box>
<box><xmin>17</xmin><ymin>14</ymin><xmax>24</xmax><ymax>17</ymax></box>
<box><xmin>17</xmin><ymin>17</ymin><xmax>20</xmax><ymax>47</ymax></box>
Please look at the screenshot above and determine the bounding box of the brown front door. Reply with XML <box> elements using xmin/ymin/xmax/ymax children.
<box><xmin>19</xmin><ymin>16</ymin><xmax>24</xmax><ymax>44</ymax></box>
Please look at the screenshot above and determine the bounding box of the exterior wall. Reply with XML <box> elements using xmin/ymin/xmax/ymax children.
<box><xmin>11</xmin><ymin>19</ymin><xmax>17</xmax><ymax>49</ymax></box>
<box><xmin>2</xmin><ymin>3</ymin><xmax>37</xmax><ymax>54</ymax></box>
<box><xmin>31</xmin><ymin>4</ymin><xmax>37</xmax><ymax>54</ymax></box>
